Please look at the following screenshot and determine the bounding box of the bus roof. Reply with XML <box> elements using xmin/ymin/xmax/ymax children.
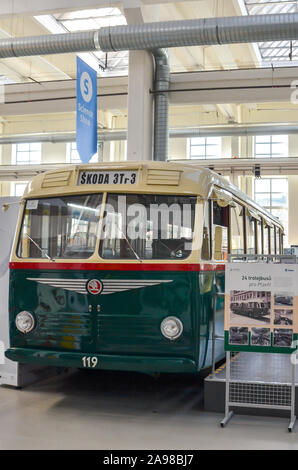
<box><xmin>23</xmin><ymin>161</ymin><xmax>283</xmax><ymax>230</ymax></box>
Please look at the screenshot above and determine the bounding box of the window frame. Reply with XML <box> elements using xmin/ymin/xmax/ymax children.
<box><xmin>254</xmin><ymin>177</ymin><xmax>288</xmax><ymax>248</ymax></box>
<box><xmin>10</xmin><ymin>182</ymin><xmax>28</xmax><ymax>197</ymax></box>
<box><xmin>12</xmin><ymin>142</ymin><xmax>42</xmax><ymax>166</ymax></box>
<box><xmin>66</xmin><ymin>142</ymin><xmax>99</xmax><ymax>164</ymax></box>
<box><xmin>17</xmin><ymin>193</ymin><xmax>104</xmax><ymax>260</ymax></box>
<box><xmin>188</xmin><ymin>136</ymin><xmax>222</xmax><ymax>160</ymax></box>
<box><xmin>229</xmin><ymin>201</ymin><xmax>246</xmax><ymax>256</ymax></box>
<box><xmin>99</xmin><ymin>192</ymin><xmax>197</xmax><ymax>261</ymax></box>
<box><xmin>245</xmin><ymin>208</ymin><xmax>258</xmax><ymax>256</ymax></box>
<box><xmin>254</xmin><ymin>135</ymin><xmax>288</xmax><ymax>159</ymax></box>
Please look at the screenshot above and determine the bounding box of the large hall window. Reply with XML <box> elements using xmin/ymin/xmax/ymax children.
<box><xmin>254</xmin><ymin>135</ymin><xmax>288</xmax><ymax>159</ymax></box>
<box><xmin>189</xmin><ymin>137</ymin><xmax>221</xmax><ymax>159</ymax></box>
<box><xmin>254</xmin><ymin>177</ymin><xmax>288</xmax><ymax>246</ymax></box>
<box><xmin>67</xmin><ymin>142</ymin><xmax>81</xmax><ymax>164</ymax></box>
<box><xmin>10</xmin><ymin>182</ymin><xmax>27</xmax><ymax>197</ymax></box>
<box><xmin>230</xmin><ymin>203</ymin><xmax>245</xmax><ymax>254</ymax></box>
<box><xmin>12</xmin><ymin>143</ymin><xmax>41</xmax><ymax>165</ymax></box>
<box><xmin>67</xmin><ymin>142</ymin><xmax>98</xmax><ymax>164</ymax></box>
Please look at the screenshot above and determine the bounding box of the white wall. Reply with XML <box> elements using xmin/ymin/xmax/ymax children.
<box><xmin>1</xmin><ymin>134</ymin><xmax>298</xmax><ymax>246</ymax></box>
<box><xmin>0</xmin><ymin>197</ymin><xmax>20</xmax><ymax>386</ymax></box>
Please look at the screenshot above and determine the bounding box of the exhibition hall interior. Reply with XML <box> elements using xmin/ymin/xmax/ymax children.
<box><xmin>1</xmin><ymin>0</ymin><xmax>298</xmax><ymax>452</ymax></box>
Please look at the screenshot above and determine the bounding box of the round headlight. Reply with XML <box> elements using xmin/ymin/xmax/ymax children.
<box><xmin>15</xmin><ymin>311</ymin><xmax>35</xmax><ymax>334</ymax></box>
<box><xmin>160</xmin><ymin>316</ymin><xmax>183</xmax><ymax>341</ymax></box>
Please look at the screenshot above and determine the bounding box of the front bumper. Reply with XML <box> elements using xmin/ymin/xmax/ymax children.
<box><xmin>5</xmin><ymin>348</ymin><xmax>197</xmax><ymax>374</ymax></box>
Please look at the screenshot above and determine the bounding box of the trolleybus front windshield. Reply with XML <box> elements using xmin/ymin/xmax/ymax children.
<box><xmin>17</xmin><ymin>193</ymin><xmax>196</xmax><ymax>261</ymax></box>
<box><xmin>18</xmin><ymin>194</ymin><xmax>103</xmax><ymax>259</ymax></box>
<box><xmin>99</xmin><ymin>194</ymin><xmax>196</xmax><ymax>260</ymax></box>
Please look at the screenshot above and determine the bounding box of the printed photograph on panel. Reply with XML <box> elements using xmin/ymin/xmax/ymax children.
<box><xmin>229</xmin><ymin>327</ymin><xmax>249</xmax><ymax>346</ymax></box>
<box><xmin>274</xmin><ymin>293</ymin><xmax>294</xmax><ymax>307</ymax></box>
<box><xmin>274</xmin><ymin>309</ymin><xmax>293</xmax><ymax>326</ymax></box>
<box><xmin>251</xmin><ymin>328</ymin><xmax>271</xmax><ymax>347</ymax></box>
<box><xmin>230</xmin><ymin>290</ymin><xmax>271</xmax><ymax>326</ymax></box>
<box><xmin>273</xmin><ymin>328</ymin><xmax>293</xmax><ymax>348</ymax></box>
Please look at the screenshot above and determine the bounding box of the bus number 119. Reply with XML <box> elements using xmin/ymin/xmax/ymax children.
<box><xmin>82</xmin><ymin>356</ymin><xmax>98</xmax><ymax>368</ymax></box>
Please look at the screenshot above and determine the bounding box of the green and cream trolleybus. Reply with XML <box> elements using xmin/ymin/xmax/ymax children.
<box><xmin>5</xmin><ymin>161</ymin><xmax>283</xmax><ymax>373</ymax></box>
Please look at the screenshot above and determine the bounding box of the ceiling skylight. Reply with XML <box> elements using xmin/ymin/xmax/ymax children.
<box><xmin>35</xmin><ymin>8</ymin><xmax>128</xmax><ymax>76</ymax></box>
<box><xmin>244</xmin><ymin>0</ymin><xmax>298</xmax><ymax>66</ymax></box>
<box><xmin>55</xmin><ymin>8</ymin><xmax>127</xmax><ymax>31</ymax></box>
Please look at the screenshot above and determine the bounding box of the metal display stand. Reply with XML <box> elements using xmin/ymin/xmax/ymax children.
<box><xmin>221</xmin><ymin>351</ymin><xmax>296</xmax><ymax>432</ymax></box>
<box><xmin>220</xmin><ymin>254</ymin><xmax>297</xmax><ymax>432</ymax></box>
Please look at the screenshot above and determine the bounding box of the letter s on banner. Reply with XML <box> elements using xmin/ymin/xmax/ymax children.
<box><xmin>76</xmin><ymin>57</ymin><xmax>98</xmax><ymax>163</ymax></box>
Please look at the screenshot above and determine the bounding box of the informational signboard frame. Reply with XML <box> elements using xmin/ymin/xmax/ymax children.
<box><xmin>221</xmin><ymin>255</ymin><xmax>297</xmax><ymax>431</ymax></box>
<box><xmin>224</xmin><ymin>256</ymin><xmax>298</xmax><ymax>354</ymax></box>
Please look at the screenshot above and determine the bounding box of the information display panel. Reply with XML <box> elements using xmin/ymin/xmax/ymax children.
<box><xmin>224</xmin><ymin>263</ymin><xmax>298</xmax><ymax>354</ymax></box>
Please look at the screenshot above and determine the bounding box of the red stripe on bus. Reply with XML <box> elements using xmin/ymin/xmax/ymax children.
<box><xmin>9</xmin><ymin>262</ymin><xmax>226</xmax><ymax>272</ymax></box>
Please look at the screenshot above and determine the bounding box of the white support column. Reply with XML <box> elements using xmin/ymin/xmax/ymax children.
<box><xmin>231</xmin><ymin>136</ymin><xmax>240</xmax><ymax>159</ymax></box>
<box><xmin>230</xmin><ymin>172</ymin><xmax>239</xmax><ymax>188</ymax></box>
<box><xmin>124</xmin><ymin>0</ymin><xmax>154</xmax><ymax>161</ymax></box>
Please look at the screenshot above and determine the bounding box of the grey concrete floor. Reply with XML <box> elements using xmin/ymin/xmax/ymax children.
<box><xmin>0</xmin><ymin>369</ymin><xmax>297</xmax><ymax>450</ymax></box>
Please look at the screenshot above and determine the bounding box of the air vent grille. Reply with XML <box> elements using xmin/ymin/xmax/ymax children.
<box><xmin>147</xmin><ymin>169</ymin><xmax>181</xmax><ymax>186</ymax></box>
<box><xmin>42</xmin><ymin>170</ymin><xmax>72</xmax><ymax>188</ymax></box>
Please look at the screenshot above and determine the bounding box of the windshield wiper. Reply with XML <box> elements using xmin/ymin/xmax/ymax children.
<box><xmin>113</xmin><ymin>217</ymin><xmax>142</xmax><ymax>263</ymax></box>
<box><xmin>25</xmin><ymin>234</ymin><xmax>55</xmax><ymax>262</ymax></box>
<box><xmin>120</xmin><ymin>229</ymin><xmax>142</xmax><ymax>263</ymax></box>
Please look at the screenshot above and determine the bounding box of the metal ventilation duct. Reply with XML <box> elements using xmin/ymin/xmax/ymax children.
<box><xmin>152</xmin><ymin>49</ymin><xmax>170</xmax><ymax>161</ymax></box>
<box><xmin>171</xmin><ymin>125</ymin><xmax>298</xmax><ymax>138</ymax></box>
<box><xmin>0</xmin><ymin>32</ymin><xmax>99</xmax><ymax>58</ymax></box>
<box><xmin>0</xmin><ymin>14</ymin><xmax>298</xmax><ymax>57</ymax></box>
<box><xmin>0</xmin><ymin>125</ymin><xmax>297</xmax><ymax>145</ymax></box>
<box><xmin>99</xmin><ymin>14</ymin><xmax>298</xmax><ymax>51</ymax></box>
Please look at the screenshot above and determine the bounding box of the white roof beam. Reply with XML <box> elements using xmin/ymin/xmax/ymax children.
<box><xmin>0</xmin><ymin>0</ymin><xmax>204</xmax><ymax>18</ymax></box>
<box><xmin>0</xmin><ymin>66</ymin><xmax>297</xmax><ymax>116</ymax></box>
<box><xmin>216</xmin><ymin>104</ymin><xmax>236</xmax><ymax>122</ymax></box>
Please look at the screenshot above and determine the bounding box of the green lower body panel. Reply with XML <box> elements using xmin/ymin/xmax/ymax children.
<box><xmin>5</xmin><ymin>348</ymin><xmax>197</xmax><ymax>374</ymax></box>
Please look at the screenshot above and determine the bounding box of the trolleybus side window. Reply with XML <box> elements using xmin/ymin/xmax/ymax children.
<box><xmin>212</xmin><ymin>201</ymin><xmax>229</xmax><ymax>260</ymax></box>
<box><xmin>246</xmin><ymin>210</ymin><xmax>257</xmax><ymax>255</ymax></box>
<box><xmin>275</xmin><ymin>228</ymin><xmax>279</xmax><ymax>254</ymax></box>
<box><xmin>230</xmin><ymin>203</ymin><xmax>245</xmax><ymax>254</ymax></box>
<box><xmin>263</xmin><ymin>223</ymin><xmax>270</xmax><ymax>254</ymax></box>
<box><xmin>201</xmin><ymin>201</ymin><xmax>212</xmax><ymax>260</ymax></box>
<box><xmin>256</xmin><ymin>219</ymin><xmax>262</xmax><ymax>254</ymax></box>
<box><xmin>99</xmin><ymin>194</ymin><xmax>196</xmax><ymax>260</ymax></box>
<box><xmin>17</xmin><ymin>194</ymin><xmax>103</xmax><ymax>259</ymax></box>
<box><xmin>270</xmin><ymin>226</ymin><xmax>276</xmax><ymax>254</ymax></box>
<box><xmin>276</xmin><ymin>228</ymin><xmax>281</xmax><ymax>254</ymax></box>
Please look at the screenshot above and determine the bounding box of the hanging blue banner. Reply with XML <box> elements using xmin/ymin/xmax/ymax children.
<box><xmin>76</xmin><ymin>57</ymin><xmax>97</xmax><ymax>163</ymax></box>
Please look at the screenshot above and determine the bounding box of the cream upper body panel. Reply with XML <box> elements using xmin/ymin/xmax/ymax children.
<box><xmin>22</xmin><ymin>161</ymin><xmax>283</xmax><ymax>231</ymax></box>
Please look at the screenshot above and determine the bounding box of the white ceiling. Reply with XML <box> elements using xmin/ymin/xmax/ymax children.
<box><xmin>244</xmin><ymin>0</ymin><xmax>298</xmax><ymax>66</ymax></box>
<box><xmin>0</xmin><ymin>0</ymin><xmax>297</xmax><ymax>132</ymax></box>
